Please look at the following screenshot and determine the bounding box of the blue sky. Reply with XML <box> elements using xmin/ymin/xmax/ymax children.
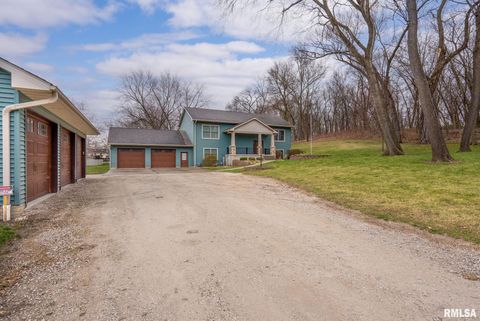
<box><xmin>0</xmin><ymin>0</ymin><xmax>302</xmax><ymax>123</ymax></box>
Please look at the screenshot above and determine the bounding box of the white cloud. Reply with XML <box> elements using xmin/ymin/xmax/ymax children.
<box><xmin>82</xmin><ymin>89</ymin><xmax>122</xmax><ymax>122</ymax></box>
<box><xmin>166</xmin><ymin>41</ymin><xmax>265</xmax><ymax>60</ymax></box>
<box><xmin>0</xmin><ymin>33</ymin><xmax>47</xmax><ymax>57</ymax></box>
<box><xmin>66</xmin><ymin>66</ymin><xmax>89</xmax><ymax>74</ymax></box>
<box><xmin>25</xmin><ymin>62</ymin><xmax>55</xmax><ymax>74</ymax></box>
<box><xmin>96</xmin><ymin>41</ymin><xmax>285</xmax><ymax>109</ymax></box>
<box><xmin>128</xmin><ymin>0</ymin><xmax>162</xmax><ymax>14</ymax></box>
<box><xmin>75</xmin><ymin>31</ymin><xmax>201</xmax><ymax>52</ymax></box>
<box><xmin>165</xmin><ymin>0</ymin><xmax>313</xmax><ymax>43</ymax></box>
<box><xmin>0</xmin><ymin>0</ymin><xmax>119</xmax><ymax>29</ymax></box>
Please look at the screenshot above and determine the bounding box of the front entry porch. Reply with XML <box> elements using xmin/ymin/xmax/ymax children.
<box><xmin>224</xmin><ymin>118</ymin><xmax>278</xmax><ymax>166</ymax></box>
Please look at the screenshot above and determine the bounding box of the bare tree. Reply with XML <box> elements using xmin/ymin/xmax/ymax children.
<box><xmin>118</xmin><ymin>71</ymin><xmax>208</xmax><ymax>130</ymax></box>
<box><xmin>460</xmin><ymin>1</ymin><xmax>480</xmax><ymax>151</ymax></box>
<box><xmin>405</xmin><ymin>0</ymin><xmax>453</xmax><ymax>161</ymax></box>
<box><xmin>226</xmin><ymin>78</ymin><xmax>272</xmax><ymax>114</ymax></box>
<box><xmin>222</xmin><ymin>0</ymin><xmax>405</xmax><ymax>155</ymax></box>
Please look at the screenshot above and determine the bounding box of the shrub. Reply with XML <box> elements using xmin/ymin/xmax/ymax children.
<box><xmin>248</xmin><ymin>157</ymin><xmax>256</xmax><ymax>161</ymax></box>
<box><xmin>202</xmin><ymin>155</ymin><xmax>217</xmax><ymax>167</ymax></box>
<box><xmin>240</xmin><ymin>157</ymin><xmax>248</xmax><ymax>161</ymax></box>
<box><xmin>287</xmin><ymin>149</ymin><xmax>304</xmax><ymax>159</ymax></box>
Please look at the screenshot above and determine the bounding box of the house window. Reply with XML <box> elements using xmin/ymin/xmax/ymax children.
<box><xmin>27</xmin><ymin>117</ymin><xmax>35</xmax><ymax>133</ymax></box>
<box><xmin>202</xmin><ymin>124</ymin><xmax>220</xmax><ymax>139</ymax></box>
<box><xmin>38</xmin><ymin>122</ymin><xmax>48</xmax><ymax>136</ymax></box>
<box><xmin>274</xmin><ymin>129</ymin><xmax>285</xmax><ymax>142</ymax></box>
<box><xmin>203</xmin><ymin>148</ymin><xmax>218</xmax><ymax>160</ymax></box>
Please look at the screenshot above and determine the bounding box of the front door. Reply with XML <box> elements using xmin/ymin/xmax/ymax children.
<box><xmin>253</xmin><ymin>140</ymin><xmax>258</xmax><ymax>154</ymax></box>
<box><xmin>180</xmin><ymin>152</ymin><xmax>188</xmax><ymax>167</ymax></box>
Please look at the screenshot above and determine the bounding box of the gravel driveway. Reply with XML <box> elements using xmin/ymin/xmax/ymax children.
<box><xmin>1</xmin><ymin>169</ymin><xmax>479</xmax><ymax>321</ymax></box>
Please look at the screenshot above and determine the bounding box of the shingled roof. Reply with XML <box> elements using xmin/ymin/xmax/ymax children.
<box><xmin>183</xmin><ymin>107</ymin><xmax>293</xmax><ymax>128</ymax></box>
<box><xmin>108</xmin><ymin>128</ymin><xmax>193</xmax><ymax>146</ymax></box>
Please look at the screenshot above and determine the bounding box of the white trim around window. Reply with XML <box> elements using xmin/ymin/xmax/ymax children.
<box><xmin>202</xmin><ymin>124</ymin><xmax>220</xmax><ymax>140</ymax></box>
<box><xmin>203</xmin><ymin>147</ymin><xmax>218</xmax><ymax>160</ymax></box>
<box><xmin>274</xmin><ymin>129</ymin><xmax>285</xmax><ymax>142</ymax></box>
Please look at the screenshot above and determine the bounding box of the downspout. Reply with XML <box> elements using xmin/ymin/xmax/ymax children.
<box><xmin>2</xmin><ymin>87</ymin><xmax>58</xmax><ymax>188</ymax></box>
<box><xmin>193</xmin><ymin>120</ymin><xmax>197</xmax><ymax>168</ymax></box>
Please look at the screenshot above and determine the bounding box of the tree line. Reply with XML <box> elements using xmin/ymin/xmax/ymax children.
<box><xmin>222</xmin><ymin>0</ymin><xmax>480</xmax><ymax>162</ymax></box>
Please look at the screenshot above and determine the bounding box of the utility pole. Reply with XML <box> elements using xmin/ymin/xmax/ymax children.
<box><xmin>310</xmin><ymin>111</ymin><xmax>313</xmax><ymax>155</ymax></box>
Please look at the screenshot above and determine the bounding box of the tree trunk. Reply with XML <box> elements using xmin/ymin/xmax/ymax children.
<box><xmin>460</xmin><ymin>5</ymin><xmax>480</xmax><ymax>152</ymax></box>
<box><xmin>406</xmin><ymin>0</ymin><xmax>453</xmax><ymax>162</ymax></box>
<box><xmin>367</xmin><ymin>73</ymin><xmax>404</xmax><ymax>155</ymax></box>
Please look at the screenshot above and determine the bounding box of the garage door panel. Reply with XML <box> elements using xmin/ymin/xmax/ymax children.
<box><xmin>118</xmin><ymin>149</ymin><xmax>145</xmax><ymax>168</ymax></box>
<box><xmin>151</xmin><ymin>149</ymin><xmax>175</xmax><ymax>168</ymax></box>
<box><xmin>26</xmin><ymin>113</ymin><xmax>52</xmax><ymax>202</ymax></box>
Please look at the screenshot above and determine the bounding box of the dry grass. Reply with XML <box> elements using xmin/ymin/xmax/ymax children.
<box><xmin>243</xmin><ymin>140</ymin><xmax>480</xmax><ymax>244</ymax></box>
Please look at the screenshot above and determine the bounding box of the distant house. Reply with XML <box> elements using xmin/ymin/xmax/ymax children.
<box><xmin>108</xmin><ymin>107</ymin><xmax>293</xmax><ymax>168</ymax></box>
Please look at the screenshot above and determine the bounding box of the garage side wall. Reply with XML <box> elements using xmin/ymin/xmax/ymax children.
<box><xmin>175</xmin><ymin>148</ymin><xmax>193</xmax><ymax>167</ymax></box>
<box><xmin>0</xmin><ymin>68</ymin><xmax>26</xmax><ymax>205</ymax></box>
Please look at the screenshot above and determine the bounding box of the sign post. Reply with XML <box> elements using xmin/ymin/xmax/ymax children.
<box><xmin>1</xmin><ymin>186</ymin><xmax>13</xmax><ymax>222</ymax></box>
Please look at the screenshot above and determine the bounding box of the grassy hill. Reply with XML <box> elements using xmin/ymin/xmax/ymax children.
<box><xmin>246</xmin><ymin>140</ymin><xmax>480</xmax><ymax>244</ymax></box>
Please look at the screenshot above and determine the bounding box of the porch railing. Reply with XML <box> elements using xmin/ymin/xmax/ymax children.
<box><xmin>226</xmin><ymin>147</ymin><xmax>271</xmax><ymax>155</ymax></box>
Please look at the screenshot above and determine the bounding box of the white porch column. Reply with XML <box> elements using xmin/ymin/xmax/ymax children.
<box><xmin>270</xmin><ymin>133</ymin><xmax>276</xmax><ymax>156</ymax></box>
<box><xmin>229</xmin><ymin>131</ymin><xmax>236</xmax><ymax>155</ymax></box>
<box><xmin>257</xmin><ymin>133</ymin><xmax>263</xmax><ymax>155</ymax></box>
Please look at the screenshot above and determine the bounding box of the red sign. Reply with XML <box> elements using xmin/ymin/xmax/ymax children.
<box><xmin>0</xmin><ymin>186</ymin><xmax>13</xmax><ymax>196</ymax></box>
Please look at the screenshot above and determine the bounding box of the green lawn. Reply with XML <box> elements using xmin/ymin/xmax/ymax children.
<box><xmin>86</xmin><ymin>163</ymin><xmax>110</xmax><ymax>175</ymax></box>
<box><xmin>242</xmin><ymin>140</ymin><xmax>480</xmax><ymax>244</ymax></box>
<box><xmin>0</xmin><ymin>224</ymin><xmax>15</xmax><ymax>247</ymax></box>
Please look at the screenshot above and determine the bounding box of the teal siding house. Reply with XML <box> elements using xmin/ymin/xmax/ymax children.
<box><xmin>0</xmin><ymin>58</ymin><xmax>98</xmax><ymax>210</ymax></box>
<box><xmin>108</xmin><ymin>107</ymin><xmax>293</xmax><ymax>168</ymax></box>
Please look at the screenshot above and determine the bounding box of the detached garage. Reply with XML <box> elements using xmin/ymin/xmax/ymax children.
<box><xmin>0</xmin><ymin>58</ymin><xmax>98</xmax><ymax>208</ymax></box>
<box><xmin>108</xmin><ymin>128</ymin><xmax>193</xmax><ymax>169</ymax></box>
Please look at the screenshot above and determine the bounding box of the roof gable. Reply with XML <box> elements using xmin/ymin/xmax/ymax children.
<box><xmin>227</xmin><ymin>118</ymin><xmax>276</xmax><ymax>134</ymax></box>
<box><xmin>0</xmin><ymin>58</ymin><xmax>52</xmax><ymax>91</ymax></box>
<box><xmin>0</xmin><ymin>57</ymin><xmax>98</xmax><ymax>135</ymax></box>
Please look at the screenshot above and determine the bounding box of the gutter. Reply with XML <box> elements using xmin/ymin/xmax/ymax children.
<box><xmin>2</xmin><ymin>87</ymin><xmax>58</xmax><ymax>188</ymax></box>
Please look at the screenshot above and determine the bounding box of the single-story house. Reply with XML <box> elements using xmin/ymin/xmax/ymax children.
<box><xmin>108</xmin><ymin>107</ymin><xmax>293</xmax><ymax>168</ymax></box>
<box><xmin>0</xmin><ymin>58</ymin><xmax>98</xmax><ymax>208</ymax></box>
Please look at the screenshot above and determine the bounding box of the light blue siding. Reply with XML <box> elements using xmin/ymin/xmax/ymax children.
<box><xmin>179</xmin><ymin>111</ymin><xmax>194</xmax><ymax>140</ymax></box>
<box><xmin>110</xmin><ymin>146</ymin><xmax>118</xmax><ymax>168</ymax></box>
<box><xmin>145</xmin><ymin>147</ymin><xmax>151</xmax><ymax>168</ymax></box>
<box><xmin>191</xmin><ymin>121</ymin><xmax>292</xmax><ymax>166</ymax></box>
<box><xmin>0</xmin><ymin>68</ymin><xmax>25</xmax><ymax>205</ymax></box>
<box><xmin>175</xmin><ymin>147</ymin><xmax>193</xmax><ymax>167</ymax></box>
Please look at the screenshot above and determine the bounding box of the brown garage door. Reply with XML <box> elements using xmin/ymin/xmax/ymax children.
<box><xmin>61</xmin><ymin>128</ymin><xmax>74</xmax><ymax>187</ymax></box>
<box><xmin>151</xmin><ymin>149</ymin><xmax>176</xmax><ymax>168</ymax></box>
<box><xmin>118</xmin><ymin>148</ymin><xmax>145</xmax><ymax>168</ymax></box>
<box><xmin>26</xmin><ymin>113</ymin><xmax>52</xmax><ymax>202</ymax></box>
